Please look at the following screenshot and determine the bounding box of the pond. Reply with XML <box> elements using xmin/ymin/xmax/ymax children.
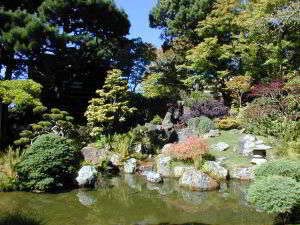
<box><xmin>0</xmin><ymin>175</ymin><xmax>274</xmax><ymax>225</ymax></box>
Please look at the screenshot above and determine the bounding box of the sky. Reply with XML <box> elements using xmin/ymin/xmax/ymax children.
<box><xmin>115</xmin><ymin>0</ymin><xmax>163</xmax><ymax>47</ymax></box>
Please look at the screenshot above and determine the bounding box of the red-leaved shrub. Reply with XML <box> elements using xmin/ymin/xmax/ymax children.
<box><xmin>165</xmin><ymin>136</ymin><xmax>208</xmax><ymax>161</ymax></box>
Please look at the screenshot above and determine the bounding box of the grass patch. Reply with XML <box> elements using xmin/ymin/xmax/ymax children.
<box><xmin>207</xmin><ymin>130</ymin><xmax>252</xmax><ymax>169</ymax></box>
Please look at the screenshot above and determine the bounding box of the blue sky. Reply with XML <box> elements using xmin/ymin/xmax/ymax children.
<box><xmin>115</xmin><ymin>0</ymin><xmax>163</xmax><ymax>47</ymax></box>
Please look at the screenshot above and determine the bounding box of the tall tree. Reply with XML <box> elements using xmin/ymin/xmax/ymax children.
<box><xmin>149</xmin><ymin>0</ymin><xmax>215</xmax><ymax>44</ymax></box>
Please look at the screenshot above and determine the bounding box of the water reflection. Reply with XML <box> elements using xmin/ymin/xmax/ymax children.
<box><xmin>76</xmin><ymin>191</ymin><xmax>96</xmax><ymax>206</ymax></box>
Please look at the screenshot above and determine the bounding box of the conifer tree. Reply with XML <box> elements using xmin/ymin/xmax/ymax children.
<box><xmin>85</xmin><ymin>69</ymin><xmax>136</xmax><ymax>136</ymax></box>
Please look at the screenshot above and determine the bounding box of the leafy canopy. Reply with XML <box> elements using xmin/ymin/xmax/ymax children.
<box><xmin>0</xmin><ymin>80</ymin><xmax>45</xmax><ymax>113</ymax></box>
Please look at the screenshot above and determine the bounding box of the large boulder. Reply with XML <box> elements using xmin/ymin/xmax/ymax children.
<box><xmin>229</xmin><ymin>166</ymin><xmax>255</xmax><ymax>180</ymax></box>
<box><xmin>173</xmin><ymin>165</ymin><xmax>194</xmax><ymax>178</ymax></box>
<box><xmin>179</xmin><ymin>169</ymin><xmax>219</xmax><ymax>191</ymax></box>
<box><xmin>155</xmin><ymin>154</ymin><xmax>173</xmax><ymax>177</ymax></box>
<box><xmin>142</xmin><ymin>171</ymin><xmax>163</xmax><ymax>183</ymax></box>
<box><xmin>76</xmin><ymin>166</ymin><xmax>98</xmax><ymax>187</ymax></box>
<box><xmin>203</xmin><ymin>161</ymin><xmax>228</xmax><ymax>180</ymax></box>
<box><xmin>81</xmin><ymin>146</ymin><xmax>109</xmax><ymax>165</ymax></box>
<box><xmin>239</xmin><ymin>135</ymin><xmax>272</xmax><ymax>156</ymax></box>
<box><xmin>124</xmin><ymin>158</ymin><xmax>137</xmax><ymax>174</ymax></box>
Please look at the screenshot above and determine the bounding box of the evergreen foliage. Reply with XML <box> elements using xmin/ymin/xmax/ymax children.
<box><xmin>85</xmin><ymin>69</ymin><xmax>136</xmax><ymax>136</ymax></box>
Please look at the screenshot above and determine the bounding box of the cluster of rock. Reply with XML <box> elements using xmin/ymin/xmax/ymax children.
<box><xmin>239</xmin><ymin>134</ymin><xmax>271</xmax><ymax>165</ymax></box>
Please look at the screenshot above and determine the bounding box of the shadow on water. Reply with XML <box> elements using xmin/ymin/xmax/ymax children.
<box><xmin>147</xmin><ymin>223</ymin><xmax>211</xmax><ymax>225</ymax></box>
<box><xmin>0</xmin><ymin>212</ymin><xmax>44</xmax><ymax>225</ymax></box>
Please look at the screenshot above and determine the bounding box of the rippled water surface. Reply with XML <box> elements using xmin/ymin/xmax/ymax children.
<box><xmin>0</xmin><ymin>175</ymin><xmax>274</xmax><ymax>225</ymax></box>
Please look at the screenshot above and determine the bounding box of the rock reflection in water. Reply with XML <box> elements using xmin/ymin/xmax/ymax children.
<box><xmin>76</xmin><ymin>191</ymin><xmax>96</xmax><ymax>206</ymax></box>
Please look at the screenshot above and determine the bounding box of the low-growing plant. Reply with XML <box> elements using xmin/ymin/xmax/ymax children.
<box><xmin>255</xmin><ymin>160</ymin><xmax>300</xmax><ymax>181</ymax></box>
<box><xmin>191</xmin><ymin>99</ymin><xmax>228</xmax><ymax>119</ymax></box>
<box><xmin>150</xmin><ymin>115</ymin><xmax>163</xmax><ymax>125</ymax></box>
<box><xmin>187</xmin><ymin>116</ymin><xmax>215</xmax><ymax>135</ymax></box>
<box><xmin>216</xmin><ymin>117</ymin><xmax>240</xmax><ymax>130</ymax></box>
<box><xmin>165</xmin><ymin>136</ymin><xmax>208</xmax><ymax>162</ymax></box>
<box><xmin>16</xmin><ymin>134</ymin><xmax>81</xmax><ymax>192</ymax></box>
<box><xmin>247</xmin><ymin>176</ymin><xmax>300</xmax><ymax>225</ymax></box>
<box><xmin>0</xmin><ymin>147</ymin><xmax>22</xmax><ymax>191</ymax></box>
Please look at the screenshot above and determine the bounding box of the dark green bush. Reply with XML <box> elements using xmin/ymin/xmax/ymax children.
<box><xmin>16</xmin><ymin>134</ymin><xmax>81</xmax><ymax>192</ymax></box>
<box><xmin>255</xmin><ymin>160</ymin><xmax>300</xmax><ymax>181</ymax></box>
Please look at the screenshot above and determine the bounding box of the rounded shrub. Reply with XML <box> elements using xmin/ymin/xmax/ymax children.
<box><xmin>247</xmin><ymin>176</ymin><xmax>300</xmax><ymax>224</ymax></box>
<box><xmin>216</xmin><ymin>117</ymin><xmax>240</xmax><ymax>130</ymax></box>
<box><xmin>187</xmin><ymin>116</ymin><xmax>215</xmax><ymax>134</ymax></box>
<box><xmin>16</xmin><ymin>134</ymin><xmax>81</xmax><ymax>192</ymax></box>
<box><xmin>255</xmin><ymin>160</ymin><xmax>300</xmax><ymax>181</ymax></box>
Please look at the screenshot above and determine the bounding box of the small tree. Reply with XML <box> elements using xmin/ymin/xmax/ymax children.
<box><xmin>247</xmin><ymin>176</ymin><xmax>300</xmax><ymax>225</ymax></box>
<box><xmin>85</xmin><ymin>69</ymin><xmax>136</xmax><ymax>136</ymax></box>
<box><xmin>226</xmin><ymin>75</ymin><xmax>251</xmax><ymax>107</ymax></box>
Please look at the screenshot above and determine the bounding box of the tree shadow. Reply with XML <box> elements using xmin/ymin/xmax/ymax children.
<box><xmin>0</xmin><ymin>212</ymin><xmax>44</xmax><ymax>225</ymax></box>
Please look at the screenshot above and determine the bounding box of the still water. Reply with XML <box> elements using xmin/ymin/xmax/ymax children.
<box><xmin>0</xmin><ymin>175</ymin><xmax>273</xmax><ymax>225</ymax></box>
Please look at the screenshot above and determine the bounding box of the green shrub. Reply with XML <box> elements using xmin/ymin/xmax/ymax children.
<box><xmin>275</xmin><ymin>141</ymin><xmax>300</xmax><ymax>159</ymax></box>
<box><xmin>187</xmin><ymin>116</ymin><xmax>215</xmax><ymax>134</ymax></box>
<box><xmin>182</xmin><ymin>91</ymin><xmax>213</xmax><ymax>107</ymax></box>
<box><xmin>216</xmin><ymin>117</ymin><xmax>240</xmax><ymax>130</ymax></box>
<box><xmin>255</xmin><ymin>160</ymin><xmax>300</xmax><ymax>181</ymax></box>
<box><xmin>16</xmin><ymin>134</ymin><xmax>80</xmax><ymax>192</ymax></box>
<box><xmin>247</xmin><ymin>176</ymin><xmax>300</xmax><ymax>224</ymax></box>
<box><xmin>0</xmin><ymin>173</ymin><xmax>16</xmax><ymax>192</ymax></box>
<box><xmin>150</xmin><ymin>115</ymin><xmax>163</xmax><ymax>125</ymax></box>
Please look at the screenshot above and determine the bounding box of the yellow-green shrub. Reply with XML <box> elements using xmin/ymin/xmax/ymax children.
<box><xmin>216</xmin><ymin>117</ymin><xmax>240</xmax><ymax>130</ymax></box>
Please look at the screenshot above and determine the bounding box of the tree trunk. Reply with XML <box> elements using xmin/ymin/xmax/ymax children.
<box><xmin>4</xmin><ymin>65</ymin><xmax>13</xmax><ymax>80</ymax></box>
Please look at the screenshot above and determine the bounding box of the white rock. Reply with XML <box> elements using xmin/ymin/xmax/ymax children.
<box><xmin>255</xmin><ymin>140</ymin><xmax>264</xmax><ymax>145</ymax></box>
<box><xmin>76</xmin><ymin>166</ymin><xmax>98</xmax><ymax>186</ymax></box>
<box><xmin>213</xmin><ymin>142</ymin><xmax>230</xmax><ymax>151</ymax></box>
<box><xmin>203</xmin><ymin>161</ymin><xmax>228</xmax><ymax>180</ymax></box>
<box><xmin>179</xmin><ymin>169</ymin><xmax>219</xmax><ymax>191</ymax></box>
<box><xmin>173</xmin><ymin>165</ymin><xmax>194</xmax><ymax>178</ymax></box>
<box><xmin>110</xmin><ymin>153</ymin><xmax>122</xmax><ymax>166</ymax></box>
<box><xmin>204</xmin><ymin>129</ymin><xmax>221</xmax><ymax>138</ymax></box>
<box><xmin>229</xmin><ymin>167</ymin><xmax>255</xmax><ymax>180</ymax></box>
<box><xmin>254</xmin><ymin>144</ymin><xmax>272</xmax><ymax>150</ymax></box>
<box><xmin>242</xmin><ymin>134</ymin><xmax>256</xmax><ymax>142</ymax></box>
<box><xmin>156</xmin><ymin>154</ymin><xmax>172</xmax><ymax>177</ymax></box>
<box><xmin>142</xmin><ymin>171</ymin><xmax>163</xmax><ymax>183</ymax></box>
<box><xmin>124</xmin><ymin>158</ymin><xmax>137</xmax><ymax>174</ymax></box>
<box><xmin>251</xmin><ymin>158</ymin><xmax>267</xmax><ymax>165</ymax></box>
<box><xmin>161</xmin><ymin>143</ymin><xmax>172</xmax><ymax>154</ymax></box>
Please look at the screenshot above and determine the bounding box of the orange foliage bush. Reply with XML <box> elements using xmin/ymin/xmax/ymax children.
<box><xmin>166</xmin><ymin>136</ymin><xmax>208</xmax><ymax>161</ymax></box>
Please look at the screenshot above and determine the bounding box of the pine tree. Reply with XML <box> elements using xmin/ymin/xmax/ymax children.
<box><xmin>85</xmin><ymin>69</ymin><xmax>136</xmax><ymax>136</ymax></box>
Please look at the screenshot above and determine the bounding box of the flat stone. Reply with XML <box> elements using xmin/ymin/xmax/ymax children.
<box><xmin>179</xmin><ymin>169</ymin><xmax>219</xmax><ymax>191</ymax></box>
<box><xmin>251</xmin><ymin>158</ymin><xmax>267</xmax><ymax>165</ymax></box>
<box><xmin>109</xmin><ymin>153</ymin><xmax>122</xmax><ymax>167</ymax></box>
<box><xmin>213</xmin><ymin>142</ymin><xmax>230</xmax><ymax>151</ymax></box>
<box><xmin>254</xmin><ymin>144</ymin><xmax>272</xmax><ymax>150</ymax></box>
<box><xmin>204</xmin><ymin>129</ymin><xmax>221</xmax><ymax>138</ymax></box>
